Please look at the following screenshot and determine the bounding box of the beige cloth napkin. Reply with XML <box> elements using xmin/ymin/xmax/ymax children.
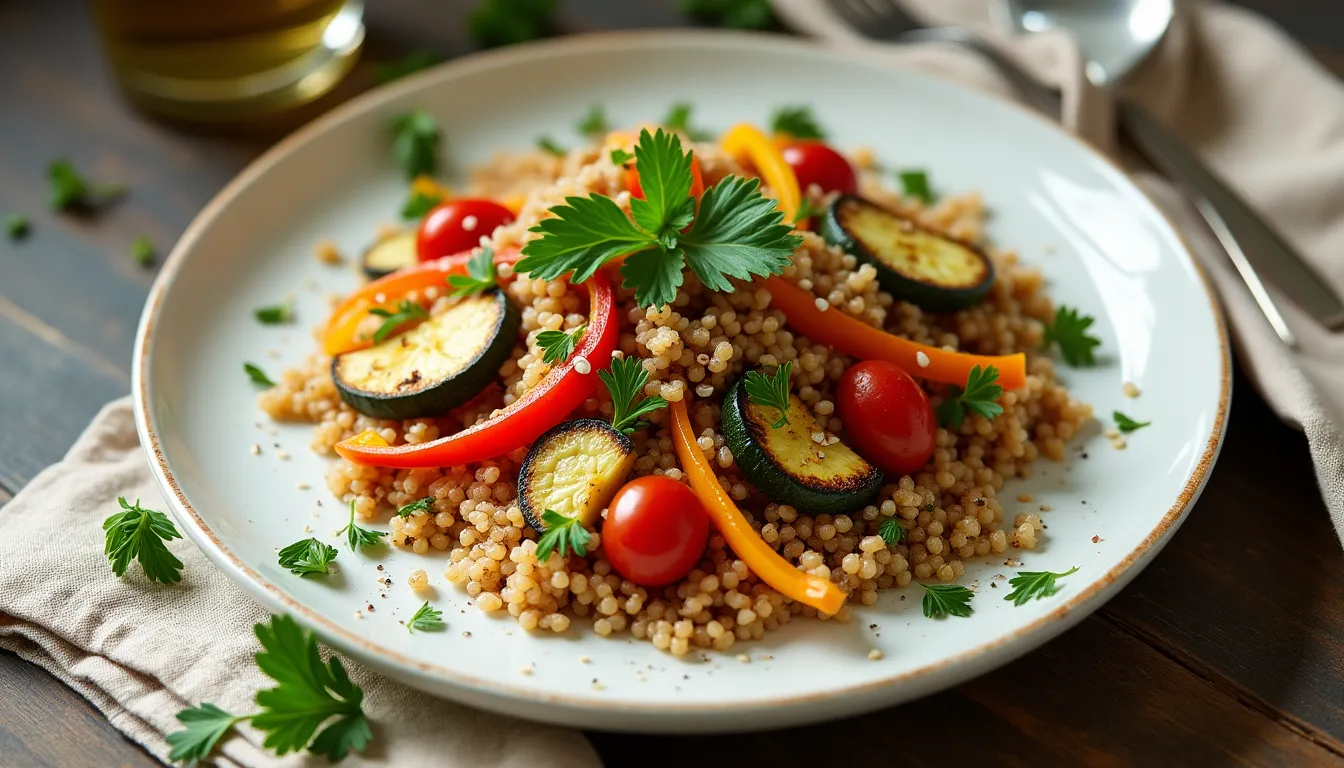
<box><xmin>0</xmin><ymin>399</ymin><xmax>599</xmax><ymax>768</ymax></box>
<box><xmin>773</xmin><ymin>0</ymin><xmax>1344</xmax><ymax>541</ymax></box>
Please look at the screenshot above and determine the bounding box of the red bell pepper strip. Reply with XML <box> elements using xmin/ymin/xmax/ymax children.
<box><xmin>334</xmin><ymin>271</ymin><xmax>619</xmax><ymax>468</ymax></box>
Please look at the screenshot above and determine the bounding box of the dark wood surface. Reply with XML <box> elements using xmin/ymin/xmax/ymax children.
<box><xmin>3</xmin><ymin>1</ymin><xmax>1343</xmax><ymax>766</ymax></box>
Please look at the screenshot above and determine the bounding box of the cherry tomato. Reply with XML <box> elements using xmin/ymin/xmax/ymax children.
<box><xmin>782</xmin><ymin>141</ymin><xmax>858</xmax><ymax>195</ymax></box>
<box><xmin>836</xmin><ymin>360</ymin><xmax>936</xmax><ymax>476</ymax></box>
<box><xmin>627</xmin><ymin>157</ymin><xmax>706</xmax><ymax>201</ymax></box>
<box><xmin>415</xmin><ymin>199</ymin><xmax>515</xmax><ymax>262</ymax></box>
<box><xmin>602</xmin><ymin>476</ymin><xmax>710</xmax><ymax>587</ymax></box>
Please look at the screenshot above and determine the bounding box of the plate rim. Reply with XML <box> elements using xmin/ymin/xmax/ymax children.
<box><xmin>131</xmin><ymin>29</ymin><xmax>1231</xmax><ymax>716</ymax></box>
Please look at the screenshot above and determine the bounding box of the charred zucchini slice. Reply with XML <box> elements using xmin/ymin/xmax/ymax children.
<box><xmin>821</xmin><ymin>195</ymin><xmax>994</xmax><ymax>311</ymax></box>
<box><xmin>722</xmin><ymin>373</ymin><xmax>882</xmax><ymax>515</ymax></box>
<box><xmin>361</xmin><ymin>231</ymin><xmax>417</xmax><ymax>279</ymax></box>
<box><xmin>332</xmin><ymin>291</ymin><xmax>519</xmax><ymax>420</ymax></box>
<box><xmin>518</xmin><ymin>419</ymin><xmax>636</xmax><ymax>530</ymax></box>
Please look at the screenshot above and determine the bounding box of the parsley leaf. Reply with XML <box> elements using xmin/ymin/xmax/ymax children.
<box><xmin>599</xmin><ymin>355</ymin><xmax>668</xmax><ymax>434</ymax></box>
<box><xmin>397</xmin><ymin>497</ymin><xmax>434</xmax><ymax>518</ymax></box>
<box><xmin>131</xmin><ymin>236</ymin><xmax>154</xmax><ymax>267</ymax></box>
<box><xmin>680</xmin><ymin>0</ymin><xmax>776</xmax><ymax>30</ymax></box>
<box><xmin>899</xmin><ymin>170</ymin><xmax>934</xmax><ymax>204</ymax></box>
<box><xmin>619</xmin><ymin>247</ymin><xmax>687</xmax><ymax>308</ymax></box>
<box><xmin>103</xmin><ymin>497</ymin><xmax>184</xmax><ymax>584</ymax></box>
<box><xmin>515</xmin><ymin>192</ymin><xmax>654</xmax><ymax>283</ymax></box>
<box><xmin>743</xmin><ymin>361</ymin><xmax>793</xmax><ymax>429</ymax></box>
<box><xmin>770</xmin><ymin>106</ymin><xmax>826</xmax><ymax>140</ymax></box>
<box><xmin>792</xmin><ymin>197</ymin><xmax>824</xmax><ymax>223</ymax></box>
<box><xmin>446</xmin><ymin>247</ymin><xmax>498</xmax><ymax>298</ymax></box>
<box><xmin>919</xmin><ymin>582</ymin><xmax>974</xmax><ymax>618</ymax></box>
<box><xmin>534</xmin><ymin>509</ymin><xmax>593</xmax><ymax>563</ymax></box>
<box><xmin>337</xmin><ymin>500</ymin><xmax>386</xmax><ymax>553</ymax></box>
<box><xmin>6</xmin><ymin>214</ymin><xmax>30</xmax><ymax>240</ymax></box>
<box><xmin>166</xmin><ymin>703</ymin><xmax>243</xmax><ymax>766</ymax></box>
<box><xmin>468</xmin><ymin>0</ymin><xmax>554</xmax><ymax>48</ymax></box>
<box><xmin>244</xmin><ymin>362</ymin><xmax>276</xmax><ymax>387</ymax></box>
<box><xmin>610</xmin><ymin>148</ymin><xmax>634</xmax><ymax>166</ymax></box>
<box><xmin>251</xmin><ymin>614</ymin><xmax>372</xmax><ymax>761</ymax></box>
<box><xmin>679</xmin><ymin>174</ymin><xmax>801</xmax><ymax>292</ymax></box>
<box><xmin>368</xmin><ymin>298</ymin><xmax>428</xmax><ymax>343</ymax></box>
<box><xmin>374</xmin><ymin>50</ymin><xmax>439</xmax><ymax>84</ymax></box>
<box><xmin>401</xmin><ymin>190</ymin><xmax>443</xmax><ymax>221</ymax></box>
<box><xmin>537</xmin><ymin>136</ymin><xmax>566</xmax><ymax>157</ymax></box>
<box><xmin>629</xmin><ymin>129</ymin><xmax>695</xmax><ymax>237</ymax></box>
<box><xmin>390</xmin><ymin>109</ymin><xmax>441</xmax><ymax>179</ymax></box>
<box><xmin>661</xmin><ymin>102</ymin><xmax>713</xmax><ymax>141</ymax></box>
<box><xmin>1114</xmin><ymin>411</ymin><xmax>1151</xmax><ymax>433</ymax></box>
<box><xmin>254</xmin><ymin>296</ymin><xmax>294</xmax><ymax>325</ymax></box>
<box><xmin>879</xmin><ymin>518</ymin><xmax>904</xmax><ymax>546</ymax></box>
<box><xmin>1004</xmin><ymin>566</ymin><xmax>1079</xmax><ymax>606</ymax></box>
<box><xmin>577</xmin><ymin>105</ymin><xmax>608</xmax><ymax>137</ymax></box>
<box><xmin>536</xmin><ymin>324</ymin><xmax>584</xmax><ymax>365</ymax></box>
<box><xmin>407</xmin><ymin>601</ymin><xmax>445</xmax><ymax>633</ymax></box>
<box><xmin>935</xmin><ymin>365</ymin><xmax>1004</xmax><ymax>429</ymax></box>
<box><xmin>277</xmin><ymin>538</ymin><xmax>338</xmax><ymax>577</ymax></box>
<box><xmin>1043</xmin><ymin>305</ymin><xmax>1101</xmax><ymax>367</ymax></box>
<box><xmin>48</xmin><ymin>159</ymin><xmax>125</xmax><ymax>211</ymax></box>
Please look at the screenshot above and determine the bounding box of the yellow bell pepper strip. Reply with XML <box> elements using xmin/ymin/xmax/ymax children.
<box><xmin>410</xmin><ymin>175</ymin><xmax>452</xmax><ymax>201</ymax></box>
<box><xmin>334</xmin><ymin>271</ymin><xmax>618</xmax><ymax>468</ymax></box>
<box><xmin>720</xmin><ymin>123</ymin><xmax>802</xmax><ymax>224</ymax></box>
<box><xmin>669</xmin><ymin>397</ymin><xmax>846</xmax><ymax>615</ymax></box>
<box><xmin>764</xmin><ymin>276</ymin><xmax>1028</xmax><ymax>390</ymax></box>
<box><xmin>320</xmin><ymin>247</ymin><xmax>522</xmax><ymax>357</ymax></box>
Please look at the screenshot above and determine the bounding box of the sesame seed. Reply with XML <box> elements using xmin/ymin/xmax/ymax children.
<box><xmin>868</xmin><ymin>649</ymin><xmax>884</xmax><ymax>661</ymax></box>
<box><xmin>591</xmin><ymin>680</ymin><xmax>605</xmax><ymax>690</ymax></box>
<box><xmin>736</xmin><ymin>654</ymin><xmax>751</xmax><ymax>663</ymax></box>
<box><xmin>354</xmin><ymin>610</ymin><xmax>363</xmax><ymax>619</ymax></box>
<box><xmin>249</xmin><ymin>444</ymin><xmax>261</xmax><ymax>455</ymax></box>
<box><xmin>916</xmin><ymin>351</ymin><xmax>931</xmax><ymax>368</ymax></box>
<box><xmin>1123</xmin><ymin>381</ymin><xmax>1141</xmax><ymax>398</ymax></box>
<box><xmin>478</xmin><ymin>235</ymin><xmax>492</xmax><ymax>248</ymax></box>
<box><xmin>296</xmin><ymin>482</ymin><xmax>310</xmax><ymax>490</ymax></box>
<box><xmin>275</xmin><ymin>449</ymin><xmax>291</xmax><ymax>460</ymax></box>
<box><xmin>461</xmin><ymin>215</ymin><xmax>478</xmax><ymax>231</ymax></box>
<box><xmin>520</xmin><ymin>664</ymin><xmax>533</xmax><ymax>676</ymax></box>
<box><xmin>579</xmin><ymin>655</ymin><xmax>591</xmax><ymax>663</ymax></box>
<box><xmin>573</xmin><ymin>355</ymin><xmax>591</xmax><ymax>374</ymax></box>
<box><xmin>814</xmin><ymin>297</ymin><xmax>830</xmax><ymax>311</ymax></box>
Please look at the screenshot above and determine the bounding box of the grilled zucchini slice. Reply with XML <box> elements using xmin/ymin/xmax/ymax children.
<box><xmin>518</xmin><ymin>419</ymin><xmax>635</xmax><ymax>530</ymax></box>
<box><xmin>821</xmin><ymin>194</ymin><xmax>994</xmax><ymax>311</ymax></box>
<box><xmin>332</xmin><ymin>291</ymin><xmax>519</xmax><ymax>420</ymax></box>
<box><xmin>722</xmin><ymin>373</ymin><xmax>882</xmax><ymax>515</ymax></box>
<box><xmin>361</xmin><ymin>230</ymin><xmax>418</xmax><ymax>280</ymax></box>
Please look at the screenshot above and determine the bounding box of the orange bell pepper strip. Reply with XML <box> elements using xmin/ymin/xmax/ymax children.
<box><xmin>669</xmin><ymin>397</ymin><xmax>846</xmax><ymax>615</ymax></box>
<box><xmin>720</xmin><ymin>123</ymin><xmax>802</xmax><ymax>225</ymax></box>
<box><xmin>320</xmin><ymin>248</ymin><xmax>523</xmax><ymax>357</ymax></box>
<box><xmin>334</xmin><ymin>271</ymin><xmax>619</xmax><ymax>468</ymax></box>
<box><xmin>765</xmin><ymin>276</ymin><xmax>1028</xmax><ymax>390</ymax></box>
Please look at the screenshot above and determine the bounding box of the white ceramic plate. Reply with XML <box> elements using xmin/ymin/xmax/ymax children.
<box><xmin>134</xmin><ymin>31</ymin><xmax>1229</xmax><ymax>733</ymax></box>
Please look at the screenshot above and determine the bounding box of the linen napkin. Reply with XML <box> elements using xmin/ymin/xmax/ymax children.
<box><xmin>772</xmin><ymin>0</ymin><xmax>1344</xmax><ymax>542</ymax></box>
<box><xmin>0</xmin><ymin>398</ymin><xmax>600</xmax><ymax>768</ymax></box>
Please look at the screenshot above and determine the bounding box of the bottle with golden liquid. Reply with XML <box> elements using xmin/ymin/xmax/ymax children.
<box><xmin>92</xmin><ymin>0</ymin><xmax>365</xmax><ymax>122</ymax></box>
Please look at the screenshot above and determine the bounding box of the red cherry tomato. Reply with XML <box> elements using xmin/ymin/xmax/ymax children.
<box><xmin>415</xmin><ymin>199</ymin><xmax>515</xmax><ymax>262</ymax></box>
<box><xmin>782</xmin><ymin>141</ymin><xmax>858</xmax><ymax>195</ymax></box>
<box><xmin>602</xmin><ymin>476</ymin><xmax>710</xmax><ymax>587</ymax></box>
<box><xmin>836</xmin><ymin>360</ymin><xmax>936</xmax><ymax>476</ymax></box>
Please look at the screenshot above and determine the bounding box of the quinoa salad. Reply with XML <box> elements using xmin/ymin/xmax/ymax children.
<box><xmin>256</xmin><ymin>104</ymin><xmax>1099</xmax><ymax>657</ymax></box>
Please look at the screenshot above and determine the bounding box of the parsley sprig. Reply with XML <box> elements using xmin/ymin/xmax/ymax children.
<box><xmin>879</xmin><ymin>518</ymin><xmax>904</xmax><ymax>546</ymax></box>
<box><xmin>536</xmin><ymin>324</ymin><xmax>585</xmax><ymax>365</ymax></box>
<box><xmin>599</xmin><ymin>355</ymin><xmax>668</xmax><ymax>434</ymax></box>
<box><xmin>899</xmin><ymin>170</ymin><xmax>934</xmax><ymax>204</ymax></box>
<box><xmin>48</xmin><ymin>159</ymin><xmax>125</xmax><ymax>211</ymax></box>
<box><xmin>577</xmin><ymin>105</ymin><xmax>608</xmax><ymax>137</ymax></box>
<box><xmin>401</xmin><ymin>190</ymin><xmax>443</xmax><ymax>220</ymax></box>
<box><xmin>1043</xmin><ymin>306</ymin><xmax>1101</xmax><ymax>367</ymax></box>
<box><xmin>6</xmin><ymin>214</ymin><xmax>31</xmax><ymax>240</ymax></box>
<box><xmin>661</xmin><ymin>102</ymin><xmax>713</xmax><ymax>142</ymax></box>
<box><xmin>446</xmin><ymin>247</ymin><xmax>498</xmax><ymax>298</ymax></box>
<box><xmin>254</xmin><ymin>296</ymin><xmax>294</xmax><ymax>325</ymax></box>
<box><xmin>277</xmin><ymin>537</ymin><xmax>338</xmax><ymax>577</ymax></box>
<box><xmin>338</xmin><ymin>500</ymin><xmax>386</xmax><ymax>553</ymax></box>
<box><xmin>935</xmin><ymin>365</ymin><xmax>1004</xmax><ymax>429</ymax></box>
<box><xmin>743</xmin><ymin>361</ymin><xmax>794</xmax><ymax>429</ymax></box>
<box><xmin>391</xmin><ymin>109</ymin><xmax>440</xmax><ymax>179</ymax></box>
<box><xmin>369</xmin><ymin>299</ymin><xmax>428</xmax><ymax>343</ymax></box>
<box><xmin>537</xmin><ymin>136</ymin><xmax>566</xmax><ymax>156</ymax></box>
<box><xmin>468</xmin><ymin>0</ymin><xmax>554</xmax><ymax>48</ymax></box>
<box><xmin>131</xmin><ymin>236</ymin><xmax>155</xmax><ymax>267</ymax></box>
<box><xmin>374</xmin><ymin>50</ymin><xmax>439</xmax><ymax>84</ymax></box>
<box><xmin>167</xmin><ymin>615</ymin><xmax>372</xmax><ymax>765</ymax></box>
<box><xmin>1004</xmin><ymin>566</ymin><xmax>1079</xmax><ymax>606</ymax></box>
<box><xmin>397</xmin><ymin>497</ymin><xmax>434</xmax><ymax>518</ymax></box>
<box><xmin>919</xmin><ymin>582</ymin><xmax>974</xmax><ymax>618</ymax></box>
<box><xmin>244</xmin><ymin>362</ymin><xmax>276</xmax><ymax>387</ymax></box>
<box><xmin>103</xmin><ymin>497</ymin><xmax>184</xmax><ymax>584</ymax></box>
<box><xmin>770</xmin><ymin>106</ymin><xmax>826</xmax><ymax>140</ymax></box>
<box><xmin>1114</xmin><ymin>411</ymin><xmax>1150</xmax><ymax>433</ymax></box>
<box><xmin>609</xmin><ymin>148</ymin><xmax>634</xmax><ymax>166</ymax></box>
<box><xmin>407</xmin><ymin>602</ymin><xmax>446</xmax><ymax>633</ymax></box>
<box><xmin>534</xmin><ymin>509</ymin><xmax>593</xmax><ymax>563</ymax></box>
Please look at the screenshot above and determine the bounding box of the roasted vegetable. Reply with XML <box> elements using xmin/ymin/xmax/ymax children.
<box><xmin>518</xmin><ymin>418</ymin><xmax>635</xmax><ymax>531</ymax></box>
<box><xmin>361</xmin><ymin>231</ymin><xmax>418</xmax><ymax>279</ymax></box>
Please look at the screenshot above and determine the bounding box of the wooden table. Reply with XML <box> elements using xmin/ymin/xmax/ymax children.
<box><xmin>3</xmin><ymin>1</ymin><xmax>1343</xmax><ymax>765</ymax></box>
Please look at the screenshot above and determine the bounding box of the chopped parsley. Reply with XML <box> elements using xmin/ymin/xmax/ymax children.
<box><xmin>935</xmin><ymin>364</ymin><xmax>1004</xmax><ymax>429</ymax></box>
<box><xmin>254</xmin><ymin>297</ymin><xmax>294</xmax><ymax>325</ymax></box>
<box><xmin>131</xmin><ymin>236</ymin><xmax>154</xmax><ymax>267</ymax></box>
<box><xmin>445</xmin><ymin>247</ymin><xmax>498</xmax><ymax>298</ymax></box>
<box><xmin>536</xmin><ymin>324</ymin><xmax>584</xmax><ymax>365</ymax></box>
<box><xmin>792</xmin><ymin>197</ymin><xmax>824</xmax><ymax>223</ymax></box>
<box><xmin>337</xmin><ymin>500</ymin><xmax>387</xmax><ymax>553</ymax></box>
<box><xmin>899</xmin><ymin>170</ymin><xmax>933</xmax><ymax>203</ymax></box>
<box><xmin>577</xmin><ymin>105</ymin><xmax>608</xmax><ymax>137</ymax></box>
<box><xmin>244</xmin><ymin>362</ymin><xmax>276</xmax><ymax>387</ymax></box>
<box><xmin>390</xmin><ymin>109</ymin><xmax>441</xmax><ymax>179</ymax></box>
<box><xmin>407</xmin><ymin>601</ymin><xmax>446</xmax><ymax>633</ymax></box>
<box><xmin>537</xmin><ymin>136</ymin><xmax>566</xmax><ymax>157</ymax></box>
<box><xmin>599</xmin><ymin>355</ymin><xmax>668</xmax><ymax>434</ymax></box>
<box><xmin>609</xmin><ymin>148</ymin><xmax>634</xmax><ymax>166</ymax></box>
<box><xmin>397</xmin><ymin>497</ymin><xmax>434</xmax><ymax>518</ymax></box>
<box><xmin>879</xmin><ymin>518</ymin><xmax>904</xmax><ymax>546</ymax></box>
<box><xmin>373</xmin><ymin>50</ymin><xmax>439</xmax><ymax>84</ymax></box>
<box><xmin>468</xmin><ymin>0</ymin><xmax>555</xmax><ymax>48</ymax></box>
<box><xmin>680</xmin><ymin>0</ymin><xmax>776</xmax><ymax>30</ymax></box>
<box><xmin>166</xmin><ymin>703</ymin><xmax>244</xmax><ymax>765</ymax></box>
<box><xmin>1004</xmin><ymin>566</ymin><xmax>1079</xmax><ymax>606</ymax></box>
<box><xmin>5</xmin><ymin>214</ymin><xmax>29</xmax><ymax>240</ymax></box>
<box><xmin>276</xmin><ymin>537</ymin><xmax>338</xmax><ymax>577</ymax></box>
<box><xmin>1114</xmin><ymin>411</ymin><xmax>1150</xmax><ymax>433</ymax></box>
<box><xmin>919</xmin><ymin>582</ymin><xmax>974</xmax><ymax>618</ymax></box>
<box><xmin>368</xmin><ymin>298</ymin><xmax>428</xmax><ymax>343</ymax></box>
<box><xmin>770</xmin><ymin>105</ymin><xmax>826</xmax><ymax>140</ymax></box>
<box><xmin>534</xmin><ymin>509</ymin><xmax>593</xmax><ymax>563</ymax></box>
<box><xmin>103</xmin><ymin>497</ymin><xmax>184</xmax><ymax>584</ymax></box>
<box><xmin>1043</xmin><ymin>305</ymin><xmax>1101</xmax><ymax>367</ymax></box>
<box><xmin>401</xmin><ymin>190</ymin><xmax>443</xmax><ymax>220</ymax></box>
<box><xmin>661</xmin><ymin>102</ymin><xmax>713</xmax><ymax>142</ymax></box>
<box><xmin>743</xmin><ymin>361</ymin><xmax>793</xmax><ymax>429</ymax></box>
<box><xmin>48</xmin><ymin>159</ymin><xmax>125</xmax><ymax>211</ymax></box>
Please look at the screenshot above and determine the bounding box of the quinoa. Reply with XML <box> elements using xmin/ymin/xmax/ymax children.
<box><xmin>260</xmin><ymin>138</ymin><xmax>1092</xmax><ymax>656</ymax></box>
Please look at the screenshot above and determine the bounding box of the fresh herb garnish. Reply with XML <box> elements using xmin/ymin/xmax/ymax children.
<box><xmin>537</xmin><ymin>136</ymin><xmax>566</xmax><ymax>157</ymax></box>
<box><xmin>516</xmin><ymin>128</ymin><xmax>800</xmax><ymax>309</ymax></box>
<box><xmin>407</xmin><ymin>601</ymin><xmax>446</xmax><ymax>633</ymax></box>
<box><xmin>660</xmin><ymin>102</ymin><xmax>713</xmax><ymax>142</ymax></box>
<box><xmin>468</xmin><ymin>0</ymin><xmax>555</xmax><ymax>48</ymax></box>
<box><xmin>244</xmin><ymin>362</ymin><xmax>276</xmax><ymax>387</ymax></box>
<box><xmin>374</xmin><ymin>50</ymin><xmax>439</xmax><ymax>84</ymax></box>
<box><xmin>919</xmin><ymin>582</ymin><xmax>974</xmax><ymax>618</ymax></box>
<box><xmin>48</xmin><ymin>159</ymin><xmax>125</xmax><ymax>211</ymax></box>
<box><xmin>277</xmin><ymin>537</ymin><xmax>338</xmax><ymax>577</ymax></box>
<box><xmin>879</xmin><ymin>518</ymin><xmax>904</xmax><ymax>546</ymax></box>
<box><xmin>166</xmin><ymin>703</ymin><xmax>244</xmax><ymax>765</ymax></box>
<box><xmin>770</xmin><ymin>106</ymin><xmax>826</xmax><ymax>140</ymax></box>
<box><xmin>534</xmin><ymin>509</ymin><xmax>593</xmax><ymax>562</ymax></box>
<box><xmin>577</xmin><ymin>105</ymin><xmax>608</xmax><ymax>137</ymax></box>
<box><xmin>446</xmin><ymin>247</ymin><xmax>498</xmax><ymax>298</ymax></box>
<box><xmin>792</xmin><ymin>197</ymin><xmax>824</xmax><ymax>223</ymax></box>
<box><xmin>337</xmin><ymin>500</ymin><xmax>387</xmax><ymax>553</ymax></box>
<box><xmin>1004</xmin><ymin>566</ymin><xmax>1079</xmax><ymax>606</ymax></box>
<box><xmin>397</xmin><ymin>497</ymin><xmax>434</xmax><ymax>518</ymax></box>
<box><xmin>680</xmin><ymin>0</ymin><xmax>776</xmax><ymax>30</ymax></box>
<box><xmin>536</xmin><ymin>324</ymin><xmax>585</xmax><ymax>365</ymax></box>
<box><xmin>609</xmin><ymin>148</ymin><xmax>634</xmax><ymax>166</ymax></box>
<box><xmin>103</xmin><ymin>497</ymin><xmax>184</xmax><ymax>584</ymax></box>
<box><xmin>899</xmin><ymin>170</ymin><xmax>933</xmax><ymax>204</ymax></box>
<box><xmin>743</xmin><ymin>361</ymin><xmax>793</xmax><ymax>429</ymax></box>
<box><xmin>1043</xmin><ymin>305</ymin><xmax>1101</xmax><ymax>367</ymax></box>
<box><xmin>1113</xmin><ymin>411</ymin><xmax>1150</xmax><ymax>433</ymax></box>
<box><xmin>599</xmin><ymin>355</ymin><xmax>668</xmax><ymax>434</ymax></box>
<box><xmin>131</xmin><ymin>236</ymin><xmax>154</xmax><ymax>267</ymax></box>
<box><xmin>254</xmin><ymin>297</ymin><xmax>294</xmax><ymax>325</ymax></box>
<box><xmin>935</xmin><ymin>365</ymin><xmax>1004</xmax><ymax>429</ymax></box>
<box><xmin>401</xmin><ymin>190</ymin><xmax>443</xmax><ymax>221</ymax></box>
<box><xmin>391</xmin><ymin>109</ymin><xmax>441</xmax><ymax>180</ymax></box>
<box><xmin>5</xmin><ymin>214</ymin><xmax>29</xmax><ymax>240</ymax></box>
<box><xmin>368</xmin><ymin>299</ymin><xmax>429</xmax><ymax>343</ymax></box>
